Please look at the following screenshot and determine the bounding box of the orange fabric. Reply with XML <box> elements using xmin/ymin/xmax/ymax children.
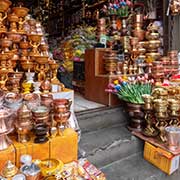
<box><xmin>1</xmin><ymin>129</ymin><xmax>78</xmax><ymax>168</ymax></box>
<box><xmin>0</xmin><ymin>145</ymin><xmax>16</xmax><ymax>170</ymax></box>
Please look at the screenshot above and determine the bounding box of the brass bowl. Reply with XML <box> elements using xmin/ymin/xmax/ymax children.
<box><xmin>6</xmin><ymin>32</ymin><xmax>22</xmax><ymax>43</ymax></box>
<box><xmin>147</xmin><ymin>40</ymin><xmax>161</xmax><ymax>51</ymax></box>
<box><xmin>0</xmin><ymin>0</ymin><xmax>12</xmax><ymax>12</ymax></box>
<box><xmin>146</xmin><ymin>52</ymin><xmax>161</xmax><ymax>61</ymax></box>
<box><xmin>12</xmin><ymin>7</ymin><xmax>29</xmax><ymax>17</ymax></box>
<box><xmin>139</xmin><ymin>41</ymin><xmax>149</xmax><ymax>49</ymax></box>
<box><xmin>19</xmin><ymin>41</ymin><xmax>29</xmax><ymax>49</ymax></box>
<box><xmin>145</xmin><ymin>32</ymin><xmax>159</xmax><ymax>40</ymax></box>
<box><xmin>138</xmin><ymin>47</ymin><xmax>146</xmax><ymax>54</ymax></box>
<box><xmin>39</xmin><ymin>159</ymin><xmax>64</xmax><ymax>177</ymax></box>
<box><xmin>35</xmin><ymin>55</ymin><xmax>49</xmax><ymax>64</ymax></box>
<box><xmin>0</xmin><ymin>53</ymin><xmax>9</xmax><ymax>60</ymax></box>
<box><xmin>28</xmin><ymin>34</ymin><xmax>42</xmax><ymax>43</ymax></box>
<box><xmin>8</xmin><ymin>13</ymin><xmax>19</xmax><ymax>22</ymax></box>
<box><xmin>0</xmin><ymin>38</ymin><xmax>12</xmax><ymax>47</ymax></box>
<box><xmin>21</xmin><ymin>61</ymin><xmax>34</xmax><ymax>71</ymax></box>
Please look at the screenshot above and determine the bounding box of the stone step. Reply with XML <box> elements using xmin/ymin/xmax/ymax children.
<box><xmin>76</xmin><ymin>106</ymin><xmax>128</xmax><ymax>133</ymax></box>
<box><xmin>79</xmin><ymin>125</ymin><xmax>143</xmax><ymax>168</ymax></box>
<box><xmin>101</xmin><ymin>152</ymin><xmax>180</xmax><ymax>180</ymax></box>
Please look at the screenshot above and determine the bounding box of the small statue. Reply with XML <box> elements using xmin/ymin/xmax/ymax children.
<box><xmin>0</xmin><ymin>74</ymin><xmax>8</xmax><ymax>91</ymax></box>
<box><xmin>169</xmin><ymin>118</ymin><xmax>180</xmax><ymax>126</ymax></box>
<box><xmin>18</xmin><ymin>17</ymin><xmax>26</xmax><ymax>33</ymax></box>
<box><xmin>35</xmin><ymin>64</ymin><xmax>49</xmax><ymax>82</ymax></box>
<box><xmin>0</xmin><ymin>12</ymin><xmax>7</xmax><ymax>31</ymax></box>
<box><xmin>155</xmin><ymin>120</ymin><xmax>168</xmax><ymax>142</ymax></box>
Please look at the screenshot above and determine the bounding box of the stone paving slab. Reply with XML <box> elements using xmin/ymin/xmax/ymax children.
<box><xmin>79</xmin><ymin>126</ymin><xmax>143</xmax><ymax>167</ymax></box>
<box><xmin>101</xmin><ymin>152</ymin><xmax>180</xmax><ymax>180</ymax></box>
<box><xmin>76</xmin><ymin>106</ymin><xmax>128</xmax><ymax>133</ymax></box>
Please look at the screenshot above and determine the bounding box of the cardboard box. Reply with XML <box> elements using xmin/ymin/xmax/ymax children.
<box><xmin>144</xmin><ymin>142</ymin><xmax>180</xmax><ymax>175</ymax></box>
<box><xmin>12</xmin><ymin>128</ymin><xmax>78</xmax><ymax>167</ymax></box>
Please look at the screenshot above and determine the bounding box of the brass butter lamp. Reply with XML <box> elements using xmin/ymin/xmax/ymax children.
<box><xmin>0</xmin><ymin>0</ymin><xmax>12</xmax><ymax>33</ymax></box>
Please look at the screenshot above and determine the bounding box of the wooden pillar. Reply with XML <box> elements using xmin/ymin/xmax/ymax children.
<box><xmin>163</xmin><ymin>0</ymin><xmax>169</xmax><ymax>54</ymax></box>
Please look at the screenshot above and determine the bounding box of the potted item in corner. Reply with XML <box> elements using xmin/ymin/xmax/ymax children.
<box><xmin>106</xmin><ymin>75</ymin><xmax>153</xmax><ymax>132</ymax></box>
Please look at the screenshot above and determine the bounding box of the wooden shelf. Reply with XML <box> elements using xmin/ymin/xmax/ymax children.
<box><xmin>85</xmin><ymin>0</ymin><xmax>108</xmax><ymax>9</ymax></box>
<box><xmin>84</xmin><ymin>48</ymin><xmax>121</xmax><ymax>106</ymax></box>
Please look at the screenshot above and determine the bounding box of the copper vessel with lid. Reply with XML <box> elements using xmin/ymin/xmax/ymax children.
<box><xmin>16</xmin><ymin>103</ymin><xmax>33</xmax><ymax>143</ymax></box>
<box><xmin>0</xmin><ymin>106</ymin><xmax>14</xmax><ymax>150</ymax></box>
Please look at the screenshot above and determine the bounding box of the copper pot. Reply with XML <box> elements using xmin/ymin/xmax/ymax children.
<box><xmin>12</xmin><ymin>7</ymin><xmax>29</xmax><ymax>17</ymax></box>
<box><xmin>8</xmin><ymin>13</ymin><xmax>19</xmax><ymax>22</ymax></box>
<box><xmin>125</xmin><ymin>103</ymin><xmax>145</xmax><ymax>132</ymax></box>
<box><xmin>0</xmin><ymin>0</ymin><xmax>12</xmax><ymax>12</ymax></box>
<box><xmin>33</xmin><ymin>115</ymin><xmax>49</xmax><ymax>124</ymax></box>
<box><xmin>32</xmin><ymin>106</ymin><xmax>49</xmax><ymax>117</ymax></box>
<box><xmin>21</xmin><ymin>60</ymin><xmax>34</xmax><ymax>71</ymax></box>
<box><xmin>147</xmin><ymin>40</ymin><xmax>161</xmax><ymax>51</ymax></box>
<box><xmin>17</xmin><ymin>103</ymin><xmax>32</xmax><ymax>119</ymax></box>
<box><xmin>145</xmin><ymin>32</ymin><xmax>159</xmax><ymax>40</ymax></box>
<box><xmin>0</xmin><ymin>107</ymin><xmax>14</xmax><ymax>134</ymax></box>
<box><xmin>4</xmin><ymin>92</ymin><xmax>23</xmax><ymax>111</ymax></box>
<box><xmin>53</xmin><ymin>99</ymin><xmax>72</xmax><ymax>113</ymax></box>
<box><xmin>41</xmin><ymin>93</ymin><xmax>53</xmax><ymax>108</ymax></box>
<box><xmin>40</xmin><ymin>79</ymin><xmax>52</xmax><ymax>93</ymax></box>
<box><xmin>54</xmin><ymin>111</ymin><xmax>71</xmax><ymax>123</ymax></box>
<box><xmin>24</xmin><ymin>93</ymin><xmax>41</xmax><ymax>110</ymax></box>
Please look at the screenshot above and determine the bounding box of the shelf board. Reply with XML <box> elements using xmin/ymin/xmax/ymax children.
<box><xmin>85</xmin><ymin>0</ymin><xmax>108</xmax><ymax>9</ymax></box>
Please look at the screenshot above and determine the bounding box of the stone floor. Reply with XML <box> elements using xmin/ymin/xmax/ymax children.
<box><xmin>101</xmin><ymin>152</ymin><xmax>180</xmax><ymax>180</ymax></box>
<box><xmin>74</xmin><ymin>93</ymin><xmax>105</xmax><ymax>112</ymax></box>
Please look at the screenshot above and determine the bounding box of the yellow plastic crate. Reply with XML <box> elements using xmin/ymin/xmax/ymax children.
<box><xmin>144</xmin><ymin>142</ymin><xmax>180</xmax><ymax>175</ymax></box>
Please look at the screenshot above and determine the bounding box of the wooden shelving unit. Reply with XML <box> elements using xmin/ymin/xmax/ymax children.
<box><xmin>84</xmin><ymin>48</ymin><xmax>121</xmax><ymax>106</ymax></box>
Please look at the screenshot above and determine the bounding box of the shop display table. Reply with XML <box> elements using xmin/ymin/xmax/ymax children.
<box><xmin>0</xmin><ymin>128</ymin><xmax>78</xmax><ymax>169</ymax></box>
<box><xmin>132</xmin><ymin>131</ymin><xmax>180</xmax><ymax>155</ymax></box>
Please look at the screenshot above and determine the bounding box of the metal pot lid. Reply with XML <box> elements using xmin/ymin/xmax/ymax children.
<box><xmin>21</xmin><ymin>163</ymin><xmax>40</xmax><ymax>176</ymax></box>
<box><xmin>12</xmin><ymin>174</ymin><xmax>26</xmax><ymax>180</ymax></box>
